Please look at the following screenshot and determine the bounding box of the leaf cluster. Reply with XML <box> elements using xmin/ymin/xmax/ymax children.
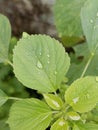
<box><xmin>0</xmin><ymin>0</ymin><xmax>98</xmax><ymax>130</ymax></box>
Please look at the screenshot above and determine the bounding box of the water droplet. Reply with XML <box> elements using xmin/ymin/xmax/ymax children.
<box><xmin>54</xmin><ymin>71</ymin><xmax>57</xmax><ymax>75</ymax></box>
<box><xmin>91</xmin><ymin>52</ymin><xmax>94</xmax><ymax>56</ymax></box>
<box><xmin>47</xmin><ymin>61</ymin><xmax>50</xmax><ymax>64</ymax></box>
<box><xmin>37</xmin><ymin>61</ymin><xmax>43</xmax><ymax>69</ymax></box>
<box><xmin>59</xmin><ymin>121</ymin><xmax>65</xmax><ymax>126</ymax></box>
<box><xmin>39</xmin><ymin>52</ymin><xmax>42</xmax><ymax>56</ymax></box>
<box><xmin>47</xmin><ymin>54</ymin><xmax>50</xmax><ymax>58</ymax></box>
<box><xmin>90</xmin><ymin>19</ymin><xmax>93</xmax><ymax>23</ymax></box>
<box><xmin>94</xmin><ymin>25</ymin><xmax>98</xmax><ymax>29</ymax></box>
<box><xmin>73</xmin><ymin>97</ymin><xmax>79</xmax><ymax>104</ymax></box>
<box><xmin>69</xmin><ymin>116</ymin><xmax>80</xmax><ymax>121</ymax></box>
<box><xmin>96</xmin><ymin>77</ymin><xmax>98</xmax><ymax>82</ymax></box>
<box><xmin>96</xmin><ymin>12</ymin><xmax>98</xmax><ymax>17</ymax></box>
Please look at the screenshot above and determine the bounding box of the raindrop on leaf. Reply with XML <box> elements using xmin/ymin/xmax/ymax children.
<box><xmin>47</xmin><ymin>54</ymin><xmax>50</xmax><ymax>58</ymax></box>
<box><xmin>54</xmin><ymin>71</ymin><xmax>57</xmax><ymax>75</ymax></box>
<box><xmin>37</xmin><ymin>61</ymin><xmax>43</xmax><ymax>69</ymax></box>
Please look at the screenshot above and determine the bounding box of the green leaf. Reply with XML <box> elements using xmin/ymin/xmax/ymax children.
<box><xmin>50</xmin><ymin>118</ymin><xmax>69</xmax><ymax>130</ymax></box>
<box><xmin>13</xmin><ymin>34</ymin><xmax>70</xmax><ymax>93</ymax></box>
<box><xmin>8</xmin><ymin>98</ymin><xmax>52</xmax><ymax>130</ymax></box>
<box><xmin>0</xmin><ymin>14</ymin><xmax>11</xmax><ymax>63</ymax></box>
<box><xmin>0</xmin><ymin>119</ymin><xmax>10</xmax><ymax>130</ymax></box>
<box><xmin>61</xmin><ymin>36</ymin><xmax>84</xmax><ymax>47</ymax></box>
<box><xmin>73</xmin><ymin>123</ymin><xmax>87</xmax><ymax>130</ymax></box>
<box><xmin>73</xmin><ymin>124</ymin><xmax>81</xmax><ymax>130</ymax></box>
<box><xmin>73</xmin><ymin>43</ymin><xmax>89</xmax><ymax>57</ymax></box>
<box><xmin>53</xmin><ymin>0</ymin><xmax>85</xmax><ymax>37</ymax></box>
<box><xmin>67</xmin><ymin>43</ymin><xmax>90</xmax><ymax>83</ymax></box>
<box><xmin>65</xmin><ymin>76</ymin><xmax>98</xmax><ymax>113</ymax></box>
<box><xmin>76</xmin><ymin>122</ymin><xmax>98</xmax><ymax>130</ymax></box>
<box><xmin>81</xmin><ymin>0</ymin><xmax>98</xmax><ymax>52</ymax></box>
<box><xmin>67</xmin><ymin>111</ymin><xmax>80</xmax><ymax>121</ymax></box>
<box><xmin>87</xmin><ymin>107</ymin><xmax>98</xmax><ymax>122</ymax></box>
<box><xmin>67</xmin><ymin>43</ymin><xmax>98</xmax><ymax>83</ymax></box>
<box><xmin>68</xmin><ymin>0</ymin><xmax>98</xmax><ymax>83</ymax></box>
<box><xmin>84</xmin><ymin>123</ymin><xmax>98</xmax><ymax>130</ymax></box>
<box><xmin>22</xmin><ymin>32</ymin><xmax>29</xmax><ymax>39</ymax></box>
<box><xmin>0</xmin><ymin>89</ymin><xmax>8</xmax><ymax>107</ymax></box>
<box><xmin>43</xmin><ymin>94</ymin><xmax>63</xmax><ymax>110</ymax></box>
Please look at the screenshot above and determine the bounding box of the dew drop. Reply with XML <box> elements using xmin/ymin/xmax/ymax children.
<box><xmin>94</xmin><ymin>25</ymin><xmax>98</xmax><ymax>29</ymax></box>
<box><xmin>96</xmin><ymin>12</ymin><xmax>98</xmax><ymax>17</ymax></box>
<box><xmin>69</xmin><ymin>116</ymin><xmax>80</xmax><ymax>121</ymax></box>
<box><xmin>39</xmin><ymin>52</ymin><xmax>42</xmax><ymax>56</ymax></box>
<box><xmin>47</xmin><ymin>54</ymin><xmax>50</xmax><ymax>58</ymax></box>
<box><xmin>91</xmin><ymin>52</ymin><xmax>94</xmax><ymax>56</ymax></box>
<box><xmin>59</xmin><ymin>121</ymin><xmax>65</xmax><ymax>126</ymax></box>
<box><xmin>37</xmin><ymin>61</ymin><xmax>43</xmax><ymax>69</ymax></box>
<box><xmin>95</xmin><ymin>77</ymin><xmax>98</xmax><ymax>82</ymax></box>
<box><xmin>73</xmin><ymin>97</ymin><xmax>79</xmax><ymax>104</ymax></box>
<box><xmin>47</xmin><ymin>61</ymin><xmax>50</xmax><ymax>64</ymax></box>
<box><xmin>54</xmin><ymin>71</ymin><xmax>57</xmax><ymax>75</ymax></box>
<box><xmin>90</xmin><ymin>19</ymin><xmax>93</xmax><ymax>23</ymax></box>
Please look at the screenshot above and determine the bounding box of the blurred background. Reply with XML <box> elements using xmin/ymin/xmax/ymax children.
<box><xmin>0</xmin><ymin>0</ymin><xmax>57</xmax><ymax>37</ymax></box>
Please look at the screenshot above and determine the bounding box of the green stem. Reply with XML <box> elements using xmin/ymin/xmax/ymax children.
<box><xmin>9</xmin><ymin>97</ymin><xmax>23</xmax><ymax>101</ymax></box>
<box><xmin>53</xmin><ymin>111</ymin><xmax>62</xmax><ymax>119</ymax></box>
<box><xmin>5</xmin><ymin>59</ymin><xmax>13</xmax><ymax>67</ymax></box>
<box><xmin>80</xmin><ymin>53</ymin><xmax>94</xmax><ymax>78</ymax></box>
<box><xmin>54</xmin><ymin>91</ymin><xmax>58</xmax><ymax>96</ymax></box>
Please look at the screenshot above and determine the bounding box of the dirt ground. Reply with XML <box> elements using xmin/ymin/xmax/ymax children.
<box><xmin>0</xmin><ymin>0</ymin><xmax>57</xmax><ymax>37</ymax></box>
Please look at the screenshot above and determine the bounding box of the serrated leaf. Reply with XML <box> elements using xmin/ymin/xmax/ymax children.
<box><xmin>8</xmin><ymin>98</ymin><xmax>52</xmax><ymax>130</ymax></box>
<box><xmin>0</xmin><ymin>89</ymin><xmax>8</xmax><ymax>107</ymax></box>
<box><xmin>50</xmin><ymin>118</ymin><xmax>69</xmax><ymax>130</ymax></box>
<box><xmin>0</xmin><ymin>14</ymin><xmax>11</xmax><ymax>63</ymax></box>
<box><xmin>53</xmin><ymin>0</ymin><xmax>85</xmax><ymax>37</ymax></box>
<box><xmin>65</xmin><ymin>76</ymin><xmax>98</xmax><ymax>113</ymax></box>
<box><xmin>43</xmin><ymin>94</ymin><xmax>63</xmax><ymax>110</ymax></box>
<box><xmin>81</xmin><ymin>0</ymin><xmax>98</xmax><ymax>52</ymax></box>
<box><xmin>13</xmin><ymin>34</ymin><xmax>70</xmax><ymax>93</ymax></box>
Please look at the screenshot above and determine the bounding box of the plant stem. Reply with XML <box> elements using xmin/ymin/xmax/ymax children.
<box><xmin>54</xmin><ymin>91</ymin><xmax>58</xmax><ymax>96</ymax></box>
<box><xmin>7</xmin><ymin>60</ymin><xmax>13</xmax><ymax>67</ymax></box>
<box><xmin>9</xmin><ymin>97</ymin><xmax>23</xmax><ymax>101</ymax></box>
<box><xmin>5</xmin><ymin>59</ymin><xmax>13</xmax><ymax>67</ymax></box>
<box><xmin>80</xmin><ymin>53</ymin><xmax>94</xmax><ymax>78</ymax></box>
<box><xmin>53</xmin><ymin>111</ymin><xmax>62</xmax><ymax>119</ymax></box>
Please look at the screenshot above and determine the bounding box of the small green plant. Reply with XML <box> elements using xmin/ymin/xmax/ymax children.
<box><xmin>0</xmin><ymin>0</ymin><xmax>98</xmax><ymax>130</ymax></box>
